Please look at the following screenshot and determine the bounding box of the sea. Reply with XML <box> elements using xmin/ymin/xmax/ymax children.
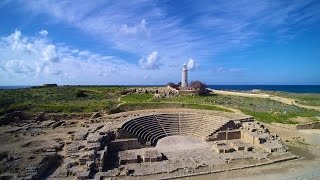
<box><xmin>0</xmin><ymin>85</ymin><xmax>320</xmax><ymax>93</ymax></box>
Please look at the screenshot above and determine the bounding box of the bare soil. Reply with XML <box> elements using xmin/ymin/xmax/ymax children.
<box><xmin>185</xmin><ymin>123</ymin><xmax>320</xmax><ymax>180</ymax></box>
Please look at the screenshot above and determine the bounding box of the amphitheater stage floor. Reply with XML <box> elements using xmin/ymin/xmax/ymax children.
<box><xmin>155</xmin><ymin>135</ymin><xmax>210</xmax><ymax>152</ymax></box>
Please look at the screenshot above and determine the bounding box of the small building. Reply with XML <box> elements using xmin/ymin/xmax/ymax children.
<box><xmin>42</xmin><ymin>84</ymin><xmax>58</xmax><ymax>87</ymax></box>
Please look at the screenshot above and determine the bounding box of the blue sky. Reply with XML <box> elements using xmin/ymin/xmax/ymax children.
<box><xmin>0</xmin><ymin>0</ymin><xmax>320</xmax><ymax>85</ymax></box>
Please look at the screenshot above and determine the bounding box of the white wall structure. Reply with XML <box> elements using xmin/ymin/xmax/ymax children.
<box><xmin>181</xmin><ymin>63</ymin><xmax>188</xmax><ymax>87</ymax></box>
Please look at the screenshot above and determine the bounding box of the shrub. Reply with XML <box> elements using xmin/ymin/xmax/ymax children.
<box><xmin>75</xmin><ymin>90</ymin><xmax>87</xmax><ymax>98</ymax></box>
<box><xmin>190</xmin><ymin>81</ymin><xmax>207</xmax><ymax>90</ymax></box>
<box><xmin>189</xmin><ymin>81</ymin><xmax>208</xmax><ymax>94</ymax></box>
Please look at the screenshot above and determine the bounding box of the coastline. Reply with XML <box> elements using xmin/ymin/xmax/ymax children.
<box><xmin>1</xmin><ymin>85</ymin><xmax>320</xmax><ymax>93</ymax></box>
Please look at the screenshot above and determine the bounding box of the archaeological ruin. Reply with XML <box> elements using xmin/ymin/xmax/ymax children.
<box><xmin>0</xmin><ymin>109</ymin><xmax>298</xmax><ymax>179</ymax></box>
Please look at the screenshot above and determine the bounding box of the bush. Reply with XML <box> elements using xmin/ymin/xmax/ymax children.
<box><xmin>189</xmin><ymin>81</ymin><xmax>208</xmax><ymax>94</ymax></box>
<box><xmin>75</xmin><ymin>90</ymin><xmax>87</xmax><ymax>98</ymax></box>
<box><xmin>190</xmin><ymin>81</ymin><xmax>207</xmax><ymax>90</ymax></box>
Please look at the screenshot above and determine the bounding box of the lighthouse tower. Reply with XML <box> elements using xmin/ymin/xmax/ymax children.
<box><xmin>181</xmin><ymin>63</ymin><xmax>188</xmax><ymax>87</ymax></box>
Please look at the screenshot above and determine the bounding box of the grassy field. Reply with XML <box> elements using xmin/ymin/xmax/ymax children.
<box><xmin>109</xmin><ymin>102</ymin><xmax>231</xmax><ymax>114</ymax></box>
<box><xmin>119</xmin><ymin>93</ymin><xmax>320</xmax><ymax>124</ymax></box>
<box><xmin>0</xmin><ymin>86</ymin><xmax>124</xmax><ymax>114</ymax></box>
<box><xmin>1</xmin><ymin>86</ymin><xmax>319</xmax><ymax>124</ymax></box>
<box><xmin>121</xmin><ymin>93</ymin><xmax>154</xmax><ymax>103</ymax></box>
<box><xmin>263</xmin><ymin>91</ymin><xmax>320</xmax><ymax>106</ymax></box>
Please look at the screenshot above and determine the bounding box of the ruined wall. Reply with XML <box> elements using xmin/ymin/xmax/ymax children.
<box><xmin>296</xmin><ymin>121</ymin><xmax>320</xmax><ymax>130</ymax></box>
<box><xmin>241</xmin><ymin>131</ymin><xmax>262</xmax><ymax>145</ymax></box>
<box><xmin>109</xmin><ymin>139</ymin><xmax>146</xmax><ymax>152</ymax></box>
<box><xmin>208</xmin><ymin>130</ymin><xmax>241</xmax><ymax>141</ymax></box>
<box><xmin>241</xmin><ymin>131</ymin><xmax>255</xmax><ymax>144</ymax></box>
<box><xmin>116</xmin><ymin>129</ymin><xmax>136</xmax><ymax>139</ymax></box>
<box><xmin>227</xmin><ymin>131</ymin><xmax>241</xmax><ymax>140</ymax></box>
<box><xmin>209</xmin><ymin>132</ymin><xmax>226</xmax><ymax>141</ymax></box>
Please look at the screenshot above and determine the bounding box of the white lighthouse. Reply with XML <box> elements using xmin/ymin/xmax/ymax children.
<box><xmin>181</xmin><ymin>63</ymin><xmax>188</xmax><ymax>87</ymax></box>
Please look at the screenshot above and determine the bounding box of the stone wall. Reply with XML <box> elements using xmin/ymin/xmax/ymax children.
<box><xmin>227</xmin><ymin>131</ymin><xmax>241</xmax><ymax>140</ymax></box>
<box><xmin>208</xmin><ymin>130</ymin><xmax>241</xmax><ymax>141</ymax></box>
<box><xmin>109</xmin><ymin>139</ymin><xmax>147</xmax><ymax>152</ymax></box>
<box><xmin>128</xmin><ymin>87</ymin><xmax>179</xmax><ymax>98</ymax></box>
<box><xmin>240</xmin><ymin>131</ymin><xmax>261</xmax><ymax>145</ymax></box>
<box><xmin>296</xmin><ymin>121</ymin><xmax>320</xmax><ymax>130</ymax></box>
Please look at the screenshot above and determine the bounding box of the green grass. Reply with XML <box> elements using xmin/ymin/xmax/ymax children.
<box><xmin>263</xmin><ymin>91</ymin><xmax>320</xmax><ymax>106</ymax></box>
<box><xmin>240</xmin><ymin>109</ymin><xmax>297</xmax><ymax>124</ymax></box>
<box><xmin>149</xmin><ymin>93</ymin><xmax>320</xmax><ymax>124</ymax></box>
<box><xmin>109</xmin><ymin>102</ymin><xmax>231</xmax><ymax>114</ymax></box>
<box><xmin>1</xmin><ymin>86</ymin><xmax>319</xmax><ymax>124</ymax></box>
<box><xmin>121</xmin><ymin>94</ymin><xmax>154</xmax><ymax>103</ymax></box>
<box><xmin>117</xmin><ymin>93</ymin><xmax>320</xmax><ymax>124</ymax></box>
<box><xmin>0</xmin><ymin>86</ymin><xmax>120</xmax><ymax>114</ymax></box>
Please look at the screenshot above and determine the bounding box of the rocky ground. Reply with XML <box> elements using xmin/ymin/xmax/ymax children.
<box><xmin>0</xmin><ymin>109</ymin><xmax>319</xmax><ymax>179</ymax></box>
<box><xmin>0</xmin><ymin>111</ymin><xmax>119</xmax><ymax>179</ymax></box>
<box><xmin>186</xmin><ymin>123</ymin><xmax>320</xmax><ymax>180</ymax></box>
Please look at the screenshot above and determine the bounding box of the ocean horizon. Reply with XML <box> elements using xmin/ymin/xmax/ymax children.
<box><xmin>1</xmin><ymin>85</ymin><xmax>320</xmax><ymax>93</ymax></box>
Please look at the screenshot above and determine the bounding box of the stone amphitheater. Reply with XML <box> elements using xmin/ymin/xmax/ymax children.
<box><xmin>0</xmin><ymin>109</ymin><xmax>298</xmax><ymax>179</ymax></box>
<box><xmin>95</xmin><ymin>109</ymin><xmax>297</xmax><ymax>179</ymax></box>
<box><xmin>120</xmin><ymin>112</ymin><xmax>250</xmax><ymax>145</ymax></box>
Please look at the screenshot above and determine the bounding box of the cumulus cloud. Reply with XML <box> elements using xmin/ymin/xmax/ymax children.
<box><xmin>0</xmin><ymin>30</ymin><xmax>161</xmax><ymax>85</ymax></box>
<box><xmin>39</xmin><ymin>30</ymin><xmax>48</xmax><ymax>36</ymax></box>
<box><xmin>41</xmin><ymin>44</ymin><xmax>59</xmax><ymax>62</ymax></box>
<box><xmin>1</xmin><ymin>30</ymin><xmax>61</xmax><ymax>77</ymax></box>
<box><xmin>187</xmin><ymin>58</ymin><xmax>199</xmax><ymax>71</ymax></box>
<box><xmin>139</xmin><ymin>51</ymin><xmax>161</xmax><ymax>70</ymax></box>
<box><xmin>5</xmin><ymin>60</ymin><xmax>34</xmax><ymax>74</ymax></box>
<box><xmin>43</xmin><ymin>66</ymin><xmax>62</xmax><ymax>75</ymax></box>
<box><xmin>5</xmin><ymin>30</ymin><xmax>59</xmax><ymax>63</ymax></box>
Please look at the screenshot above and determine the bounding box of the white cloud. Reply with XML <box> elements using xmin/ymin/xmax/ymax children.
<box><xmin>39</xmin><ymin>30</ymin><xmax>48</xmax><ymax>36</ymax></box>
<box><xmin>17</xmin><ymin>1</ymin><xmax>199</xmax><ymax>64</ymax></box>
<box><xmin>41</xmin><ymin>44</ymin><xmax>59</xmax><ymax>62</ymax></box>
<box><xmin>2</xmin><ymin>1</ymin><xmax>320</xmax><ymax>84</ymax></box>
<box><xmin>139</xmin><ymin>51</ymin><xmax>161</xmax><ymax>70</ymax></box>
<box><xmin>5</xmin><ymin>60</ymin><xmax>34</xmax><ymax>74</ymax></box>
<box><xmin>213</xmin><ymin>67</ymin><xmax>246</xmax><ymax>74</ymax></box>
<box><xmin>0</xmin><ymin>30</ymin><xmax>136</xmax><ymax>84</ymax></box>
<box><xmin>15</xmin><ymin>0</ymin><xmax>320</xmax><ymax>76</ymax></box>
<box><xmin>187</xmin><ymin>58</ymin><xmax>199</xmax><ymax>71</ymax></box>
<box><xmin>229</xmin><ymin>68</ymin><xmax>246</xmax><ymax>73</ymax></box>
<box><xmin>215</xmin><ymin>67</ymin><xmax>226</xmax><ymax>73</ymax></box>
<box><xmin>14</xmin><ymin>0</ymin><xmax>320</xmax><ymax>66</ymax></box>
<box><xmin>0</xmin><ymin>30</ymin><xmax>174</xmax><ymax>85</ymax></box>
<box><xmin>120</xmin><ymin>19</ymin><xmax>148</xmax><ymax>35</ymax></box>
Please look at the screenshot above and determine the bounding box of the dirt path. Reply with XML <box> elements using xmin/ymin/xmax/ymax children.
<box><xmin>209</xmin><ymin>89</ymin><xmax>320</xmax><ymax>112</ymax></box>
<box><xmin>116</xmin><ymin>95</ymin><xmax>126</xmax><ymax>108</ymax></box>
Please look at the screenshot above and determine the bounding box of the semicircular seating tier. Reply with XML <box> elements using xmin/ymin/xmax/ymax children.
<box><xmin>121</xmin><ymin>113</ymin><xmax>245</xmax><ymax>146</ymax></box>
